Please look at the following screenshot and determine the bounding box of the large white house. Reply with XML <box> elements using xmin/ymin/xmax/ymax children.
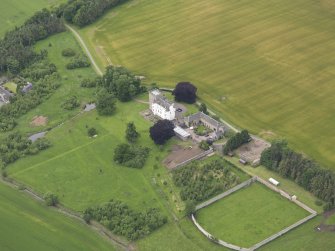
<box><xmin>149</xmin><ymin>89</ymin><xmax>176</xmax><ymax>120</ymax></box>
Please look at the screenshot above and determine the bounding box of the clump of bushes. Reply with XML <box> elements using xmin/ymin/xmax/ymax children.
<box><xmin>223</xmin><ymin>129</ymin><xmax>251</xmax><ymax>154</ymax></box>
<box><xmin>80</xmin><ymin>77</ymin><xmax>100</xmax><ymax>88</ymax></box>
<box><xmin>83</xmin><ymin>200</ymin><xmax>167</xmax><ymax>240</ymax></box>
<box><xmin>66</xmin><ymin>55</ymin><xmax>90</xmax><ymax>69</ymax></box>
<box><xmin>44</xmin><ymin>192</ymin><xmax>59</xmax><ymax>206</ymax></box>
<box><xmin>0</xmin><ymin>133</ymin><xmax>51</xmax><ymax>167</ymax></box>
<box><xmin>87</xmin><ymin>127</ymin><xmax>97</xmax><ymax>137</ymax></box>
<box><xmin>113</xmin><ymin>143</ymin><xmax>150</xmax><ymax>168</ymax></box>
<box><xmin>199</xmin><ymin>140</ymin><xmax>210</xmax><ymax>150</ymax></box>
<box><xmin>61</xmin><ymin>96</ymin><xmax>80</xmax><ymax>110</ymax></box>
<box><xmin>61</xmin><ymin>48</ymin><xmax>76</xmax><ymax>57</ymax></box>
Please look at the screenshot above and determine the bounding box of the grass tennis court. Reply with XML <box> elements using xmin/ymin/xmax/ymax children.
<box><xmin>196</xmin><ymin>182</ymin><xmax>310</xmax><ymax>247</ymax></box>
<box><xmin>81</xmin><ymin>0</ymin><xmax>335</xmax><ymax>170</ymax></box>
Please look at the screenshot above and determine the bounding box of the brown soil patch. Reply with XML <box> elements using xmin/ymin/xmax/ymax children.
<box><xmin>163</xmin><ymin>144</ymin><xmax>205</xmax><ymax>170</ymax></box>
<box><xmin>31</xmin><ymin>116</ymin><xmax>48</xmax><ymax>127</ymax></box>
<box><xmin>236</xmin><ymin>137</ymin><xmax>270</xmax><ymax>163</ymax></box>
<box><xmin>316</xmin><ymin>208</ymin><xmax>335</xmax><ymax>232</ymax></box>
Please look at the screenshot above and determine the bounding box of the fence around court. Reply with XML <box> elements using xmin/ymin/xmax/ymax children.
<box><xmin>192</xmin><ymin>176</ymin><xmax>318</xmax><ymax>251</ymax></box>
<box><xmin>195</xmin><ymin>177</ymin><xmax>256</xmax><ymax>211</ymax></box>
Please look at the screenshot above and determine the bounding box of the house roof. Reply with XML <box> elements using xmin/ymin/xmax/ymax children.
<box><xmin>185</xmin><ymin>112</ymin><xmax>222</xmax><ymax>129</ymax></box>
<box><xmin>151</xmin><ymin>89</ymin><xmax>174</xmax><ymax>111</ymax></box>
<box><xmin>22</xmin><ymin>82</ymin><xmax>33</xmax><ymax>93</ymax></box>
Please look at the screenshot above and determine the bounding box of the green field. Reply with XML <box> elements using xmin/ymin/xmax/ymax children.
<box><xmin>81</xmin><ymin>0</ymin><xmax>335</xmax><ymax>170</ymax></box>
<box><xmin>0</xmin><ymin>0</ymin><xmax>64</xmax><ymax>37</ymax></box>
<box><xmin>196</xmin><ymin>182</ymin><xmax>310</xmax><ymax>247</ymax></box>
<box><xmin>326</xmin><ymin>214</ymin><xmax>335</xmax><ymax>225</ymax></box>
<box><xmin>0</xmin><ymin>182</ymin><xmax>116</xmax><ymax>251</ymax></box>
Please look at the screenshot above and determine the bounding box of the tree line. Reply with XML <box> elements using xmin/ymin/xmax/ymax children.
<box><xmin>260</xmin><ymin>140</ymin><xmax>335</xmax><ymax>210</ymax></box>
<box><xmin>83</xmin><ymin>200</ymin><xmax>167</xmax><ymax>240</ymax></box>
<box><xmin>0</xmin><ymin>132</ymin><xmax>51</xmax><ymax>170</ymax></box>
<box><xmin>0</xmin><ymin>9</ymin><xmax>64</xmax><ymax>75</ymax></box>
<box><xmin>0</xmin><ymin>9</ymin><xmax>64</xmax><ymax>131</ymax></box>
<box><xmin>58</xmin><ymin>0</ymin><xmax>127</xmax><ymax>27</ymax></box>
<box><xmin>223</xmin><ymin>129</ymin><xmax>251</xmax><ymax>154</ymax></box>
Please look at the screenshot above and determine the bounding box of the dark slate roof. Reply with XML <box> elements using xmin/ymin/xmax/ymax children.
<box><xmin>151</xmin><ymin>90</ymin><xmax>174</xmax><ymax>111</ymax></box>
<box><xmin>185</xmin><ymin>112</ymin><xmax>222</xmax><ymax>129</ymax></box>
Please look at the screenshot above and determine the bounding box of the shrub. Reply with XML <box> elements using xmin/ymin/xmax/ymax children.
<box><xmin>87</xmin><ymin>127</ymin><xmax>97</xmax><ymax>137</ymax></box>
<box><xmin>114</xmin><ymin>143</ymin><xmax>150</xmax><ymax>168</ymax></box>
<box><xmin>61</xmin><ymin>48</ymin><xmax>76</xmax><ymax>57</ymax></box>
<box><xmin>66</xmin><ymin>55</ymin><xmax>90</xmax><ymax>69</ymax></box>
<box><xmin>61</xmin><ymin>96</ymin><xmax>80</xmax><ymax>110</ymax></box>
<box><xmin>44</xmin><ymin>192</ymin><xmax>59</xmax><ymax>206</ymax></box>
<box><xmin>83</xmin><ymin>200</ymin><xmax>167</xmax><ymax>240</ymax></box>
<box><xmin>199</xmin><ymin>140</ymin><xmax>210</xmax><ymax>150</ymax></box>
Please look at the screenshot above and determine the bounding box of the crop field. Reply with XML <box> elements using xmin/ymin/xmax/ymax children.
<box><xmin>0</xmin><ymin>182</ymin><xmax>115</xmax><ymax>251</ymax></box>
<box><xmin>0</xmin><ymin>0</ymin><xmax>64</xmax><ymax>37</ymax></box>
<box><xmin>81</xmin><ymin>0</ymin><xmax>335</xmax><ymax>170</ymax></box>
<box><xmin>196</xmin><ymin>182</ymin><xmax>310</xmax><ymax>247</ymax></box>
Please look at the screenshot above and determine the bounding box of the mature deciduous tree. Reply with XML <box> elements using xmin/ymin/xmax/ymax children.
<box><xmin>172</xmin><ymin>82</ymin><xmax>197</xmax><ymax>104</ymax></box>
<box><xmin>149</xmin><ymin>120</ymin><xmax>175</xmax><ymax>145</ymax></box>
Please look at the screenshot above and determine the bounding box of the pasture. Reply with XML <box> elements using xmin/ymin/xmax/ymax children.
<box><xmin>0</xmin><ymin>182</ymin><xmax>115</xmax><ymax>251</ymax></box>
<box><xmin>0</xmin><ymin>0</ymin><xmax>64</xmax><ymax>37</ymax></box>
<box><xmin>196</xmin><ymin>182</ymin><xmax>309</xmax><ymax>247</ymax></box>
<box><xmin>81</xmin><ymin>0</ymin><xmax>335</xmax><ymax>170</ymax></box>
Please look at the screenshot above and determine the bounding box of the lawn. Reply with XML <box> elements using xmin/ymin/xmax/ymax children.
<box><xmin>326</xmin><ymin>214</ymin><xmax>335</xmax><ymax>225</ymax></box>
<box><xmin>80</xmin><ymin>0</ymin><xmax>335</xmax><ymax>170</ymax></box>
<box><xmin>0</xmin><ymin>0</ymin><xmax>65</xmax><ymax>37</ymax></box>
<box><xmin>3</xmin><ymin>82</ymin><xmax>17</xmax><ymax>93</ymax></box>
<box><xmin>196</xmin><ymin>182</ymin><xmax>310</xmax><ymax>247</ymax></box>
<box><xmin>8</xmin><ymin>101</ymin><xmax>168</xmax><ymax>212</ymax></box>
<box><xmin>0</xmin><ymin>182</ymin><xmax>116</xmax><ymax>251</ymax></box>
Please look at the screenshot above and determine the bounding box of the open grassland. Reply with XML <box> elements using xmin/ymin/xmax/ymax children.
<box><xmin>81</xmin><ymin>0</ymin><xmax>335</xmax><ymax>170</ymax></box>
<box><xmin>0</xmin><ymin>0</ymin><xmax>64</xmax><ymax>37</ymax></box>
<box><xmin>8</xmin><ymin>101</ymin><xmax>168</xmax><ymax>212</ymax></box>
<box><xmin>259</xmin><ymin>215</ymin><xmax>335</xmax><ymax>251</ymax></box>
<box><xmin>326</xmin><ymin>214</ymin><xmax>335</xmax><ymax>225</ymax></box>
<box><xmin>196</xmin><ymin>182</ymin><xmax>310</xmax><ymax>247</ymax></box>
<box><xmin>0</xmin><ymin>182</ymin><xmax>115</xmax><ymax>251</ymax></box>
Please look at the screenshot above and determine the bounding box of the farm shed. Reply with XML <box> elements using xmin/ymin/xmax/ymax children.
<box><xmin>269</xmin><ymin>178</ymin><xmax>280</xmax><ymax>186</ymax></box>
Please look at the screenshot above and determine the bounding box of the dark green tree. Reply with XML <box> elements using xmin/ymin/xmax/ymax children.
<box><xmin>199</xmin><ymin>103</ymin><xmax>208</xmax><ymax>114</ymax></box>
<box><xmin>96</xmin><ymin>91</ymin><xmax>116</xmax><ymax>115</ymax></box>
<box><xmin>125</xmin><ymin>122</ymin><xmax>140</xmax><ymax>142</ymax></box>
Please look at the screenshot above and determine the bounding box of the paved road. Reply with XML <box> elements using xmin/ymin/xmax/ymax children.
<box><xmin>65</xmin><ymin>24</ymin><xmax>103</xmax><ymax>76</ymax></box>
